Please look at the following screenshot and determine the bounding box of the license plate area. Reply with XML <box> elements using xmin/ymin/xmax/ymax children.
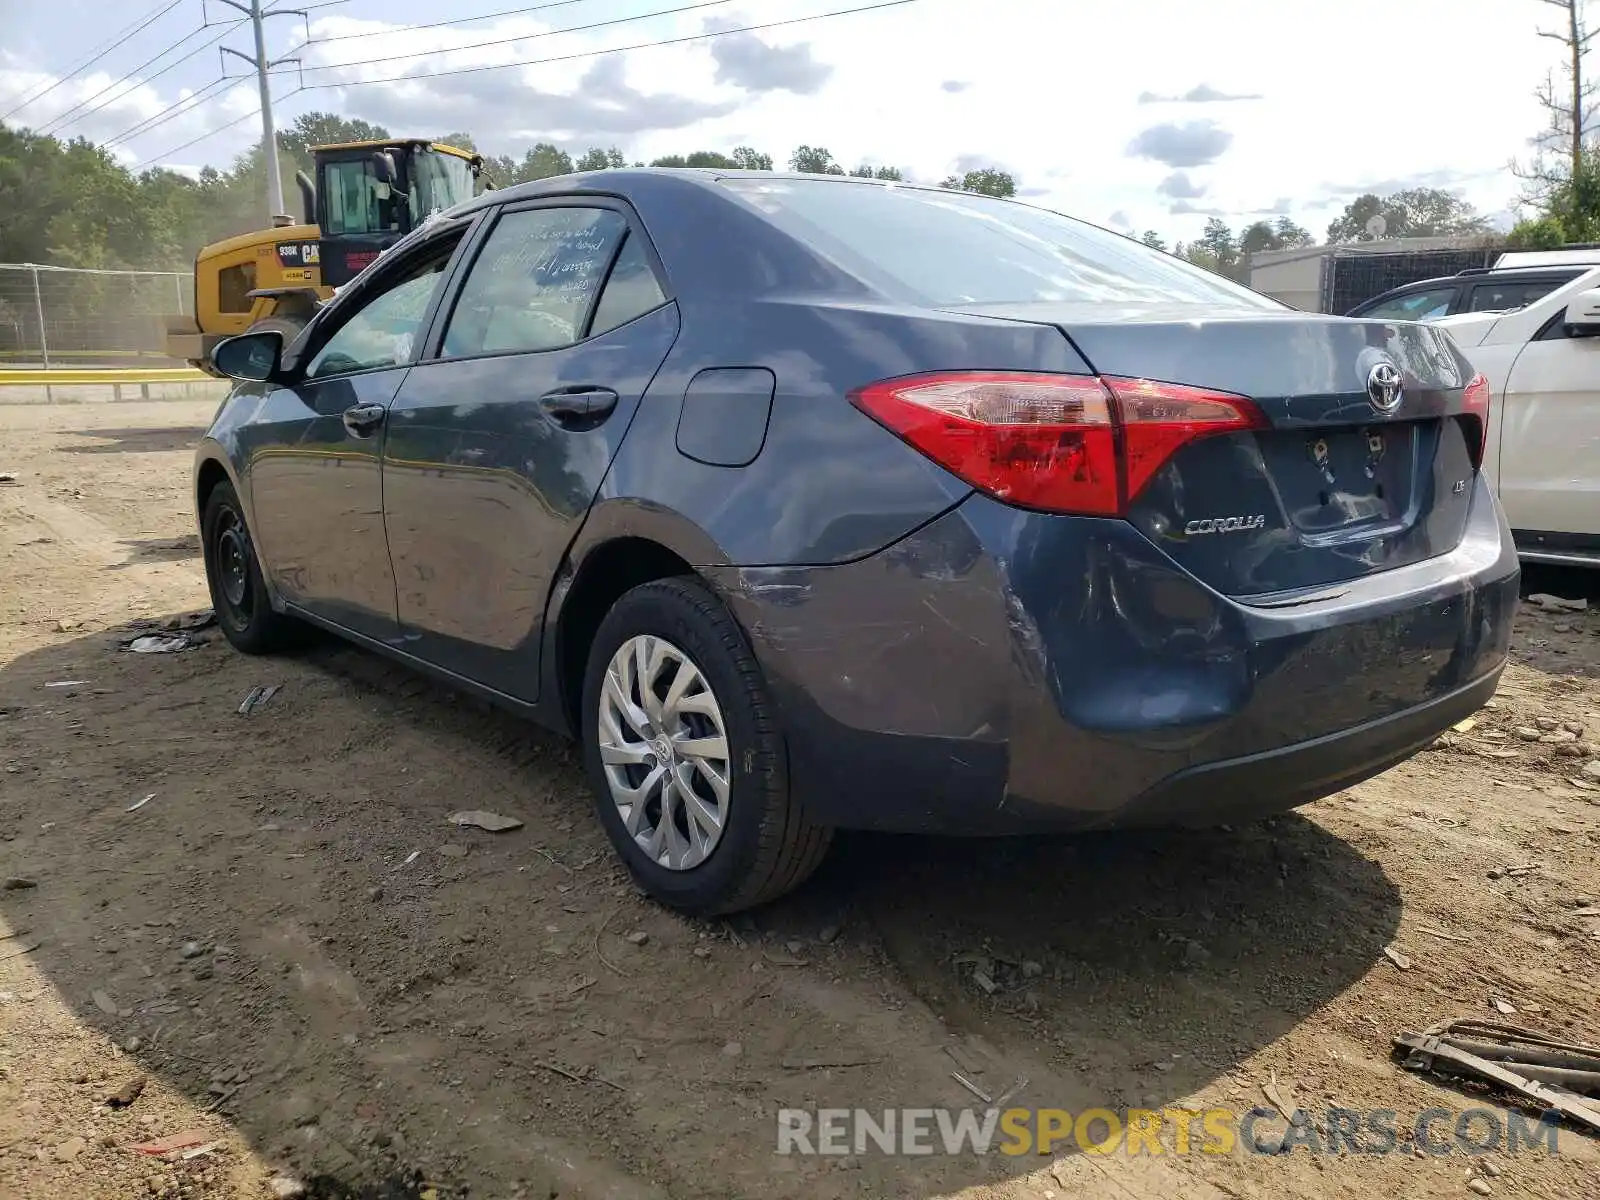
<box><xmin>1258</xmin><ymin>420</ymin><xmax>1424</xmax><ymax>536</ymax></box>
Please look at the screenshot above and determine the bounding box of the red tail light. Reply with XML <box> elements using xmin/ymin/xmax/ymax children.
<box><xmin>848</xmin><ymin>371</ymin><xmax>1265</xmax><ymax>516</ymax></box>
<box><xmin>1461</xmin><ymin>373</ymin><xmax>1490</xmax><ymax>467</ymax></box>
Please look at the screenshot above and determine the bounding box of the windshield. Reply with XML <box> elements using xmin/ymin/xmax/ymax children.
<box><xmin>410</xmin><ymin>150</ymin><xmax>476</xmax><ymax>225</ymax></box>
<box><xmin>721</xmin><ymin>176</ymin><xmax>1281</xmax><ymax>309</ymax></box>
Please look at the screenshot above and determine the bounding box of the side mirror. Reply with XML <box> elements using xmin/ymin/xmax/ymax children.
<box><xmin>371</xmin><ymin>151</ymin><xmax>397</xmax><ymax>185</ymax></box>
<box><xmin>212</xmin><ymin>331</ymin><xmax>284</xmax><ymax>382</ymax></box>
<box><xmin>1562</xmin><ymin>287</ymin><xmax>1600</xmax><ymax>335</ymax></box>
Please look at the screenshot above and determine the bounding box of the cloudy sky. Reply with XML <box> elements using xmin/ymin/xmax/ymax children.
<box><xmin>0</xmin><ymin>0</ymin><xmax>1569</xmax><ymax>242</ymax></box>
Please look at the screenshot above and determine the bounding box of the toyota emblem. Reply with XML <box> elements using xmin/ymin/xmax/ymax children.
<box><xmin>1366</xmin><ymin>362</ymin><xmax>1403</xmax><ymax>413</ymax></box>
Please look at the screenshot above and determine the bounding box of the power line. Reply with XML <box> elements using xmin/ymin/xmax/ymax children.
<box><xmin>40</xmin><ymin>18</ymin><xmax>244</xmax><ymax>137</ymax></box>
<box><xmin>132</xmin><ymin>0</ymin><xmax>930</xmax><ymax>169</ymax></box>
<box><xmin>292</xmin><ymin>0</ymin><xmax>735</xmax><ymax>75</ymax></box>
<box><xmin>296</xmin><ymin>0</ymin><xmax>926</xmax><ymax>90</ymax></box>
<box><xmin>1</xmin><ymin>0</ymin><xmax>187</xmax><ymax>121</ymax></box>
<box><xmin>103</xmin><ymin>77</ymin><xmax>235</xmax><ymax>147</ymax></box>
<box><xmin>133</xmin><ymin>85</ymin><xmax>303</xmax><ymax>169</ymax></box>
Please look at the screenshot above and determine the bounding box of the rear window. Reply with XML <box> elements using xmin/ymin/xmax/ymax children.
<box><xmin>721</xmin><ymin>177</ymin><xmax>1281</xmax><ymax>309</ymax></box>
<box><xmin>1353</xmin><ymin>286</ymin><xmax>1457</xmax><ymax>321</ymax></box>
<box><xmin>1466</xmin><ymin>272</ymin><xmax>1581</xmax><ymax>313</ymax></box>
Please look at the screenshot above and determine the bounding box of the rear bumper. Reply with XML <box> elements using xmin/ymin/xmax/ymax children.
<box><xmin>710</xmin><ymin>474</ymin><xmax>1518</xmax><ymax>834</ymax></box>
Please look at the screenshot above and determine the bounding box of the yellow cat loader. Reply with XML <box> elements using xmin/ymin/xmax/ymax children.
<box><xmin>166</xmin><ymin>138</ymin><xmax>485</xmax><ymax>376</ymax></box>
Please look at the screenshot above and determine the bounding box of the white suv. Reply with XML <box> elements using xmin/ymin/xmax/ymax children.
<box><xmin>1435</xmin><ymin>264</ymin><xmax>1600</xmax><ymax>567</ymax></box>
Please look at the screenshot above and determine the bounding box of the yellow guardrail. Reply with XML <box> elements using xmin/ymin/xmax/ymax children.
<box><xmin>0</xmin><ymin>368</ymin><xmax>210</xmax><ymax>386</ymax></box>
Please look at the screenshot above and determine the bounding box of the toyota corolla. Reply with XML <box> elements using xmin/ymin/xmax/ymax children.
<box><xmin>195</xmin><ymin>169</ymin><xmax>1518</xmax><ymax>914</ymax></box>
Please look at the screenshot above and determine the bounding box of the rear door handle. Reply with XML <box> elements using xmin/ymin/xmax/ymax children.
<box><xmin>342</xmin><ymin>403</ymin><xmax>386</xmax><ymax>437</ymax></box>
<box><xmin>539</xmin><ymin>387</ymin><xmax>619</xmax><ymax>424</ymax></box>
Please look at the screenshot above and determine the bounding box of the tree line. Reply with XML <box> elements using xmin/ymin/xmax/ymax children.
<box><xmin>0</xmin><ymin>111</ymin><xmax>1018</xmax><ymax>273</ymax></box>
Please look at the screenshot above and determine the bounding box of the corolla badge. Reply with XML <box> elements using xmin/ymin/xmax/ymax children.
<box><xmin>1184</xmin><ymin>514</ymin><xmax>1266</xmax><ymax>536</ymax></box>
<box><xmin>1366</xmin><ymin>361</ymin><xmax>1403</xmax><ymax>414</ymax></box>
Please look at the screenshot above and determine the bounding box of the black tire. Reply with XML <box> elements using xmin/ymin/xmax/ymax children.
<box><xmin>580</xmin><ymin>577</ymin><xmax>832</xmax><ymax>915</ymax></box>
<box><xmin>200</xmin><ymin>480</ymin><xmax>299</xmax><ymax>655</ymax></box>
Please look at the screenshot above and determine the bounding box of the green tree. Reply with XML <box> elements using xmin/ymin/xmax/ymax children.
<box><xmin>1326</xmin><ymin>188</ymin><xmax>1492</xmax><ymax>242</ymax></box>
<box><xmin>1140</xmin><ymin>230</ymin><xmax>1167</xmax><ymax>250</ymax></box>
<box><xmin>574</xmin><ymin>147</ymin><xmax>626</xmax><ymax>171</ymax></box>
<box><xmin>436</xmin><ymin>131</ymin><xmax>478</xmax><ymax>152</ymax></box>
<box><xmin>938</xmin><ymin>168</ymin><xmax>1016</xmax><ymax>197</ymax></box>
<box><xmin>789</xmin><ymin>145</ymin><xmax>845</xmax><ymax>175</ymax></box>
<box><xmin>731</xmin><ymin>146</ymin><xmax>773</xmax><ymax>170</ymax></box>
<box><xmin>279</xmin><ymin>112</ymin><xmax>391</xmax><ymax>163</ymax></box>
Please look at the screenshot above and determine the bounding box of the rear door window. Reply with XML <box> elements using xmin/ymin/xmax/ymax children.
<box><xmin>441</xmin><ymin>207</ymin><xmax>628</xmax><ymax>357</ymax></box>
<box><xmin>590</xmin><ymin>233</ymin><xmax>667</xmax><ymax>335</ymax></box>
<box><xmin>1466</xmin><ymin>273</ymin><xmax>1581</xmax><ymax>313</ymax></box>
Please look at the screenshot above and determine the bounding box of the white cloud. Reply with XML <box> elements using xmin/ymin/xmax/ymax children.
<box><xmin>1</xmin><ymin>0</ymin><xmax>1562</xmax><ymax>243</ymax></box>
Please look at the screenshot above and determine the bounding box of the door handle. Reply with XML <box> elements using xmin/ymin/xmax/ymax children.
<box><xmin>539</xmin><ymin>387</ymin><xmax>619</xmax><ymax>424</ymax></box>
<box><xmin>342</xmin><ymin>402</ymin><xmax>386</xmax><ymax>437</ymax></box>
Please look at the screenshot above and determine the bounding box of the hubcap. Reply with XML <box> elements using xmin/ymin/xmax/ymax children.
<box><xmin>598</xmin><ymin>634</ymin><xmax>730</xmax><ymax>871</ymax></box>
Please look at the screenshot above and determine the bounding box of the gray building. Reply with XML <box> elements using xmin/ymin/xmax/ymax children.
<box><xmin>1249</xmin><ymin>236</ymin><xmax>1500</xmax><ymax>312</ymax></box>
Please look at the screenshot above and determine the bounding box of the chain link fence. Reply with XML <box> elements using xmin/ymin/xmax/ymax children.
<box><xmin>0</xmin><ymin>263</ymin><xmax>191</xmax><ymax>368</ymax></box>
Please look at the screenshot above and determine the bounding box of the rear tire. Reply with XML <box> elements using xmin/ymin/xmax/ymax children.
<box><xmin>580</xmin><ymin>578</ymin><xmax>831</xmax><ymax>915</ymax></box>
<box><xmin>201</xmin><ymin>480</ymin><xmax>299</xmax><ymax>655</ymax></box>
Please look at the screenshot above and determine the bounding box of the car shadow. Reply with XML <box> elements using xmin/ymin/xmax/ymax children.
<box><xmin>62</xmin><ymin>427</ymin><xmax>210</xmax><ymax>454</ymax></box>
<box><xmin>0</xmin><ymin>622</ymin><xmax>1401</xmax><ymax>1200</ymax></box>
<box><xmin>115</xmin><ymin>534</ymin><xmax>201</xmax><ymax>565</ymax></box>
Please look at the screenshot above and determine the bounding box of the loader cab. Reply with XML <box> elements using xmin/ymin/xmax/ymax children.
<box><xmin>311</xmin><ymin>140</ymin><xmax>482</xmax><ymax>287</ymax></box>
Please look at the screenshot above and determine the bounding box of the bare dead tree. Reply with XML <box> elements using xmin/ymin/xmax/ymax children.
<box><xmin>1516</xmin><ymin>0</ymin><xmax>1599</xmax><ymax>202</ymax></box>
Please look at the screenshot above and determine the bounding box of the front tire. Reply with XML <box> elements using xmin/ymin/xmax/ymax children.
<box><xmin>581</xmin><ymin>578</ymin><xmax>831</xmax><ymax>915</ymax></box>
<box><xmin>201</xmin><ymin>480</ymin><xmax>299</xmax><ymax>655</ymax></box>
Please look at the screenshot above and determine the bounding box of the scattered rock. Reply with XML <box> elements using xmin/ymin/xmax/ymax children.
<box><xmin>439</xmin><ymin>844</ymin><xmax>469</xmax><ymax>859</ymax></box>
<box><xmin>2</xmin><ymin>877</ymin><xmax>37</xmax><ymax>890</ymax></box>
<box><xmin>53</xmin><ymin>1136</ymin><xmax>86</xmax><ymax>1162</ymax></box>
<box><xmin>1182</xmin><ymin>940</ymin><xmax>1210</xmax><ymax>965</ymax></box>
<box><xmin>1383</xmin><ymin>946</ymin><xmax>1413</xmax><ymax>971</ymax></box>
<box><xmin>1535</xmin><ymin>716</ymin><xmax>1560</xmax><ymax>731</ymax></box>
<box><xmin>722</xmin><ymin>1041</ymin><xmax>743</xmax><ymax>1057</ymax></box>
<box><xmin>269</xmin><ymin>1175</ymin><xmax>308</xmax><ymax>1199</ymax></box>
<box><xmin>1540</xmin><ymin>730</ymin><xmax>1577</xmax><ymax>744</ymax></box>
<box><xmin>1490</xmin><ymin>996</ymin><xmax>1517</xmax><ymax>1015</ymax></box>
<box><xmin>625</xmin><ymin>931</ymin><xmax>649</xmax><ymax>947</ymax></box>
<box><xmin>1469</xmin><ymin>1179</ymin><xmax>1494</xmax><ymax>1196</ymax></box>
<box><xmin>1564</xmin><ymin>721</ymin><xmax>1586</xmax><ymax>736</ymax></box>
<box><xmin>180</xmin><ymin>942</ymin><xmax>204</xmax><ymax>959</ymax></box>
<box><xmin>92</xmin><ymin>989</ymin><xmax>118</xmax><ymax>1015</ymax></box>
<box><xmin>692</xmin><ymin>946</ymin><xmax>710</xmax><ymax>959</ymax></box>
<box><xmin>447</xmin><ymin>810</ymin><xmax>524</xmax><ymax>833</ymax></box>
<box><xmin>1022</xmin><ymin>959</ymin><xmax>1044</xmax><ymax>979</ymax></box>
<box><xmin>1514</xmin><ymin>727</ymin><xmax>1542</xmax><ymax>741</ymax></box>
<box><xmin>1480</xmin><ymin>1159</ymin><xmax>1502</xmax><ymax>1178</ymax></box>
<box><xmin>1583</xmin><ymin>760</ymin><xmax>1600</xmax><ymax>780</ymax></box>
<box><xmin>123</xmin><ymin>1036</ymin><xmax>143</xmax><ymax>1053</ymax></box>
<box><xmin>817</xmin><ymin>923</ymin><xmax>841</xmax><ymax>944</ymax></box>
<box><xmin>106</xmin><ymin>1076</ymin><xmax>146</xmax><ymax>1108</ymax></box>
<box><xmin>786</xmin><ymin>939</ymin><xmax>805</xmax><ymax>956</ymax></box>
<box><xmin>367</xmin><ymin>887</ymin><xmax>384</xmax><ymax>902</ymax></box>
<box><xmin>1527</xmin><ymin>593</ymin><xmax>1587</xmax><ymax>612</ymax></box>
<box><xmin>191</xmin><ymin>962</ymin><xmax>214</xmax><ymax>982</ymax></box>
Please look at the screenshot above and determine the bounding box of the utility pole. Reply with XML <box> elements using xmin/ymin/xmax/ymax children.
<box><xmin>216</xmin><ymin>0</ymin><xmax>305</xmax><ymax>223</ymax></box>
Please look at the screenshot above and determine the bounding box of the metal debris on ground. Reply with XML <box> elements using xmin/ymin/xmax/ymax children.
<box><xmin>43</xmin><ymin>680</ymin><xmax>88</xmax><ymax>688</ymax></box>
<box><xmin>1394</xmin><ymin>1019</ymin><xmax>1600</xmax><ymax>1134</ymax></box>
<box><xmin>447</xmin><ymin>809</ymin><xmax>524</xmax><ymax>832</ymax></box>
<box><xmin>398</xmin><ymin>850</ymin><xmax>420</xmax><ymax>867</ymax></box>
<box><xmin>128</xmin><ymin>1128</ymin><xmax>210</xmax><ymax>1156</ymax></box>
<box><xmin>125</xmin><ymin>633</ymin><xmax>199</xmax><ymax>654</ymax></box>
<box><xmin>951</xmin><ymin>1070</ymin><xmax>992</xmax><ymax>1103</ymax></box>
<box><xmin>126</xmin><ymin>793</ymin><xmax>155</xmax><ymax>812</ymax></box>
<box><xmin>237</xmin><ymin>685</ymin><xmax>280</xmax><ymax>716</ymax></box>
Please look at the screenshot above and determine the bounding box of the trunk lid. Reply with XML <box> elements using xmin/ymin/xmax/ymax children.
<box><xmin>951</xmin><ymin>303</ymin><xmax>1483</xmax><ymax>598</ymax></box>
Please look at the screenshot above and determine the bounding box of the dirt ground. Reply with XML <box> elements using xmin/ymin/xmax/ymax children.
<box><xmin>1</xmin><ymin>394</ymin><xmax>1598</xmax><ymax>1200</ymax></box>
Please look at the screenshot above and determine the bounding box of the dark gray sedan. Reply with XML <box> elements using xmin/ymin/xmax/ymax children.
<box><xmin>197</xmin><ymin>169</ymin><xmax>1518</xmax><ymax>914</ymax></box>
